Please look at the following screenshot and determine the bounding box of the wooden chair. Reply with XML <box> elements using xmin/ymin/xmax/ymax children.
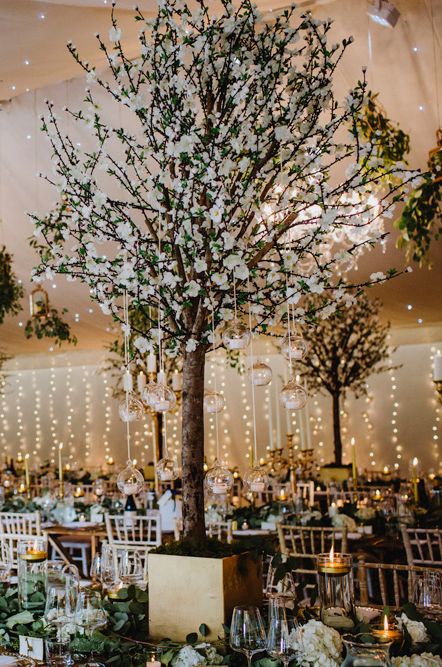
<box><xmin>206</xmin><ymin>520</ymin><xmax>233</xmax><ymax>544</ymax></box>
<box><xmin>107</xmin><ymin>542</ymin><xmax>149</xmax><ymax>587</ymax></box>
<box><xmin>356</xmin><ymin>559</ymin><xmax>436</xmax><ymax>609</ymax></box>
<box><xmin>0</xmin><ymin>512</ymin><xmax>41</xmax><ymax>537</ymax></box>
<box><xmin>278</xmin><ymin>524</ymin><xmax>348</xmax><ymax>568</ymax></box>
<box><xmin>105</xmin><ymin>512</ymin><xmax>162</xmax><ymax>549</ymax></box>
<box><xmin>401</xmin><ymin>526</ymin><xmax>442</xmax><ymax>567</ymax></box>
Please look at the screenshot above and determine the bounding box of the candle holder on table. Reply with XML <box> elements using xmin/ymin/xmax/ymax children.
<box><xmin>341</xmin><ymin>633</ymin><xmax>393</xmax><ymax>667</ymax></box>
<box><xmin>317</xmin><ymin>551</ymin><xmax>355</xmax><ymax>630</ymax></box>
<box><xmin>18</xmin><ymin>538</ymin><xmax>48</xmax><ymax>611</ymax></box>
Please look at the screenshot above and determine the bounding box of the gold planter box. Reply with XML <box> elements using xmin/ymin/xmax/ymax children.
<box><xmin>319</xmin><ymin>465</ymin><xmax>351</xmax><ymax>484</ymax></box>
<box><xmin>148</xmin><ymin>552</ymin><xmax>262</xmax><ymax>641</ymax></box>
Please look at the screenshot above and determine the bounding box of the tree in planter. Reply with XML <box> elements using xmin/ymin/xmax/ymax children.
<box><xmin>31</xmin><ymin>0</ymin><xmax>418</xmax><ymax>541</ymax></box>
<box><xmin>299</xmin><ymin>292</ymin><xmax>395</xmax><ymax>465</ymax></box>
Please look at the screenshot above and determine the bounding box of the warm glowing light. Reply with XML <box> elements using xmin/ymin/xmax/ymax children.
<box><xmin>329</xmin><ymin>545</ymin><xmax>334</xmax><ymax>562</ymax></box>
<box><xmin>383</xmin><ymin>615</ymin><xmax>389</xmax><ymax>632</ymax></box>
<box><xmin>412</xmin><ymin>457</ymin><xmax>418</xmax><ymax>467</ymax></box>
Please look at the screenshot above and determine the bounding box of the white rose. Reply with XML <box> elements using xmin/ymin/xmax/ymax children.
<box><xmin>397</xmin><ymin>614</ymin><xmax>430</xmax><ymax>645</ymax></box>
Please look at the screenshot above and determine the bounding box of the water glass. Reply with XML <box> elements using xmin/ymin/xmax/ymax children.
<box><xmin>45</xmin><ymin>637</ymin><xmax>71</xmax><ymax>666</ymax></box>
<box><xmin>230</xmin><ymin>605</ymin><xmax>267</xmax><ymax>667</ymax></box>
<box><xmin>267</xmin><ymin>595</ymin><xmax>298</xmax><ymax>667</ymax></box>
<box><xmin>413</xmin><ymin>570</ymin><xmax>442</xmax><ymax>617</ymax></box>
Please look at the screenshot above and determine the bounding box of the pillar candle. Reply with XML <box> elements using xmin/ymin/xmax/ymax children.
<box><xmin>24</xmin><ymin>454</ymin><xmax>30</xmax><ymax>493</ymax></box>
<box><xmin>58</xmin><ymin>443</ymin><xmax>63</xmax><ymax>484</ymax></box>
<box><xmin>434</xmin><ymin>353</ymin><xmax>442</xmax><ymax>382</ymax></box>
<box><xmin>351</xmin><ymin>437</ymin><xmax>357</xmax><ymax>482</ymax></box>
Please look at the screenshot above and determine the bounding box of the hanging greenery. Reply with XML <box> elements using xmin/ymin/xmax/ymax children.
<box><xmin>356</xmin><ymin>92</ymin><xmax>410</xmax><ymax>170</ymax></box>
<box><xmin>395</xmin><ymin>130</ymin><xmax>442</xmax><ymax>267</ymax></box>
<box><xmin>0</xmin><ymin>245</ymin><xmax>23</xmax><ymax>325</ymax></box>
<box><xmin>24</xmin><ymin>302</ymin><xmax>77</xmax><ymax>347</ymax></box>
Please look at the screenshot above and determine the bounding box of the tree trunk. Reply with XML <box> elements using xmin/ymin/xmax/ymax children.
<box><xmin>181</xmin><ymin>344</ymin><xmax>207</xmax><ymax>542</ymax></box>
<box><xmin>332</xmin><ymin>392</ymin><xmax>343</xmax><ymax>465</ymax></box>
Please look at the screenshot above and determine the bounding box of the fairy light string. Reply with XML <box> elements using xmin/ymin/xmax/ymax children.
<box><xmin>123</xmin><ymin>289</ymin><xmax>132</xmax><ymax>462</ymax></box>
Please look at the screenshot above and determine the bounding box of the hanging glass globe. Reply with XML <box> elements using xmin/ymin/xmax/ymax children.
<box><xmin>117</xmin><ymin>460</ymin><xmax>144</xmax><ymax>495</ymax></box>
<box><xmin>248</xmin><ymin>360</ymin><xmax>272</xmax><ymax>386</ymax></box>
<box><xmin>118</xmin><ymin>394</ymin><xmax>144</xmax><ymax>422</ymax></box>
<box><xmin>205</xmin><ymin>460</ymin><xmax>234</xmax><ymax>495</ymax></box>
<box><xmin>223</xmin><ymin>321</ymin><xmax>251</xmax><ymax>350</ymax></box>
<box><xmin>243</xmin><ymin>465</ymin><xmax>269</xmax><ymax>494</ymax></box>
<box><xmin>156</xmin><ymin>457</ymin><xmax>179</xmax><ymax>482</ymax></box>
<box><xmin>280</xmin><ymin>378</ymin><xmax>308</xmax><ymax>410</ymax></box>
<box><xmin>280</xmin><ymin>334</ymin><xmax>308</xmax><ymax>361</ymax></box>
<box><xmin>204</xmin><ymin>390</ymin><xmax>225</xmax><ymax>414</ymax></box>
<box><xmin>141</xmin><ymin>382</ymin><xmax>177</xmax><ymax>413</ymax></box>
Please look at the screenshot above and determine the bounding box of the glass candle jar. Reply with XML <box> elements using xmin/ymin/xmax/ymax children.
<box><xmin>18</xmin><ymin>538</ymin><xmax>48</xmax><ymax>611</ymax></box>
<box><xmin>341</xmin><ymin>633</ymin><xmax>393</xmax><ymax>666</ymax></box>
<box><xmin>317</xmin><ymin>551</ymin><xmax>354</xmax><ymax>629</ymax></box>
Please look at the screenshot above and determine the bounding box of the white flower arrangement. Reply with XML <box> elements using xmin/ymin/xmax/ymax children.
<box><xmin>397</xmin><ymin>614</ymin><xmax>430</xmax><ymax>645</ymax></box>
<box><xmin>331</xmin><ymin>513</ymin><xmax>357</xmax><ymax>531</ymax></box>
<box><xmin>392</xmin><ymin>654</ymin><xmax>442</xmax><ymax>666</ymax></box>
<box><xmin>290</xmin><ymin>619</ymin><xmax>343</xmax><ymax>667</ymax></box>
<box><xmin>172</xmin><ymin>643</ymin><xmax>223</xmax><ymax>667</ymax></box>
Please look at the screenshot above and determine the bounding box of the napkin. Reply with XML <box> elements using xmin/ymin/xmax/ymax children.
<box><xmin>0</xmin><ymin>656</ymin><xmax>19</xmax><ymax>666</ymax></box>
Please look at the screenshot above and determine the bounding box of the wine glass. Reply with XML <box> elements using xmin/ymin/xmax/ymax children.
<box><xmin>230</xmin><ymin>606</ymin><xmax>267</xmax><ymax>667</ymax></box>
<box><xmin>100</xmin><ymin>544</ymin><xmax>118</xmax><ymax>589</ymax></box>
<box><xmin>267</xmin><ymin>595</ymin><xmax>298</xmax><ymax>667</ymax></box>
<box><xmin>90</xmin><ymin>553</ymin><xmax>102</xmax><ymax>586</ymax></box>
<box><xmin>75</xmin><ymin>589</ymin><xmax>108</xmax><ymax>667</ymax></box>
<box><xmin>45</xmin><ymin>585</ymin><xmax>74</xmax><ymax>628</ymax></box>
<box><xmin>118</xmin><ymin>550</ymin><xmax>144</xmax><ymax>587</ymax></box>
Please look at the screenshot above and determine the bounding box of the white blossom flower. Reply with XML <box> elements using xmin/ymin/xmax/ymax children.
<box><xmin>134</xmin><ymin>336</ymin><xmax>150</xmax><ymax>354</ymax></box>
<box><xmin>369</xmin><ymin>271</ymin><xmax>386</xmax><ymax>282</ymax></box>
<box><xmin>186</xmin><ymin>280</ymin><xmax>200</xmax><ymax>297</ymax></box>
<box><xmin>186</xmin><ymin>339</ymin><xmax>197</xmax><ymax>352</ymax></box>
<box><xmin>109</xmin><ymin>26</ymin><xmax>122</xmax><ymax>42</ymax></box>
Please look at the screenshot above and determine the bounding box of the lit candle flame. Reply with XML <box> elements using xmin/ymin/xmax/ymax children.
<box><xmin>412</xmin><ymin>457</ymin><xmax>418</xmax><ymax>467</ymax></box>
<box><xmin>351</xmin><ymin>437</ymin><xmax>355</xmax><ymax>446</ymax></box>
<box><xmin>329</xmin><ymin>545</ymin><xmax>334</xmax><ymax>562</ymax></box>
<box><xmin>383</xmin><ymin>615</ymin><xmax>389</xmax><ymax>632</ymax></box>
<box><xmin>59</xmin><ymin>442</ymin><xmax>63</xmax><ymax>451</ymax></box>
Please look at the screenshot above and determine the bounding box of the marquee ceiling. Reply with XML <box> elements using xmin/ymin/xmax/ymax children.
<box><xmin>0</xmin><ymin>0</ymin><xmax>441</xmax><ymax>357</ymax></box>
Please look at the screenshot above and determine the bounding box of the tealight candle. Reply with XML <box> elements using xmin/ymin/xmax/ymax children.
<box><xmin>212</xmin><ymin>483</ymin><xmax>228</xmax><ymax>494</ymax></box>
<box><xmin>317</xmin><ymin>547</ymin><xmax>351</xmax><ymax>576</ymax></box>
<box><xmin>21</xmin><ymin>541</ymin><xmax>48</xmax><ymax>562</ymax></box>
<box><xmin>372</xmin><ymin>615</ymin><xmax>402</xmax><ymax>643</ymax></box>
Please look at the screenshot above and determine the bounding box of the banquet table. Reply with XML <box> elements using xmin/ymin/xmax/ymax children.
<box><xmin>42</xmin><ymin>523</ymin><xmax>107</xmax><ymax>570</ymax></box>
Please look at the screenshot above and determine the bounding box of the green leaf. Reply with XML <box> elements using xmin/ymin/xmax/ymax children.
<box><xmin>6</xmin><ymin>611</ymin><xmax>34</xmax><ymax>629</ymax></box>
<box><xmin>199</xmin><ymin>623</ymin><xmax>209</xmax><ymax>637</ymax></box>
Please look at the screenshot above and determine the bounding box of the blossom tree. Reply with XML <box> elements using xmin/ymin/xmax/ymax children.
<box><xmin>31</xmin><ymin>0</ymin><xmax>418</xmax><ymax>541</ymax></box>
<box><xmin>299</xmin><ymin>292</ymin><xmax>395</xmax><ymax>465</ymax></box>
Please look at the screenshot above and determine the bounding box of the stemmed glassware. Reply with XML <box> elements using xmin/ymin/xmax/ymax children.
<box><xmin>230</xmin><ymin>606</ymin><xmax>267</xmax><ymax>667</ymax></box>
<box><xmin>118</xmin><ymin>550</ymin><xmax>144</xmax><ymax>587</ymax></box>
<box><xmin>75</xmin><ymin>589</ymin><xmax>108</xmax><ymax>667</ymax></box>
<box><xmin>267</xmin><ymin>595</ymin><xmax>298</xmax><ymax>667</ymax></box>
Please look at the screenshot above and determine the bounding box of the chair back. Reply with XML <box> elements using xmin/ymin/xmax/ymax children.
<box><xmin>105</xmin><ymin>512</ymin><xmax>162</xmax><ymax>548</ymax></box>
<box><xmin>401</xmin><ymin>526</ymin><xmax>442</xmax><ymax>566</ymax></box>
<box><xmin>206</xmin><ymin>520</ymin><xmax>233</xmax><ymax>544</ymax></box>
<box><xmin>0</xmin><ymin>533</ymin><xmax>47</xmax><ymax>567</ymax></box>
<box><xmin>108</xmin><ymin>543</ymin><xmax>149</xmax><ymax>584</ymax></box>
<box><xmin>278</xmin><ymin>524</ymin><xmax>348</xmax><ymax>559</ymax></box>
<box><xmin>0</xmin><ymin>512</ymin><xmax>41</xmax><ymax>537</ymax></box>
<box><xmin>356</xmin><ymin>559</ymin><xmax>436</xmax><ymax>608</ymax></box>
